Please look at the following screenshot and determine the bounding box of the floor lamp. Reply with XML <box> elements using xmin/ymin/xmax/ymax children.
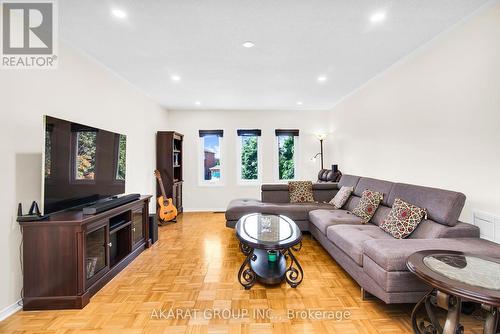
<box><xmin>311</xmin><ymin>133</ymin><xmax>327</xmax><ymax>169</ymax></box>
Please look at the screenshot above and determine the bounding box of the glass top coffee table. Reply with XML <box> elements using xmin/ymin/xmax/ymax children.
<box><xmin>235</xmin><ymin>213</ymin><xmax>303</xmax><ymax>289</ymax></box>
<box><xmin>407</xmin><ymin>250</ymin><xmax>500</xmax><ymax>334</ymax></box>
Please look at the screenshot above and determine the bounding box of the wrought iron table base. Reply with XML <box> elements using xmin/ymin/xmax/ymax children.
<box><xmin>238</xmin><ymin>242</ymin><xmax>303</xmax><ymax>289</ymax></box>
<box><xmin>411</xmin><ymin>289</ymin><xmax>499</xmax><ymax>334</ymax></box>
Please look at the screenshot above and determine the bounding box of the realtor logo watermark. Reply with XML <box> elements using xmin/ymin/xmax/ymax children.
<box><xmin>1</xmin><ymin>0</ymin><xmax>58</xmax><ymax>69</ymax></box>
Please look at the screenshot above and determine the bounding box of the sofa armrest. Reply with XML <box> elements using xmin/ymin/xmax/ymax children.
<box><xmin>261</xmin><ymin>182</ymin><xmax>340</xmax><ymax>203</ymax></box>
<box><xmin>437</xmin><ymin>221</ymin><xmax>480</xmax><ymax>238</ymax></box>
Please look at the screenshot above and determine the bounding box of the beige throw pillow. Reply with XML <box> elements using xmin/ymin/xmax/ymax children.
<box><xmin>329</xmin><ymin>186</ymin><xmax>353</xmax><ymax>209</ymax></box>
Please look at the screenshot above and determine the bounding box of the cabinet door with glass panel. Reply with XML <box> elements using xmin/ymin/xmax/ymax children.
<box><xmin>132</xmin><ymin>208</ymin><xmax>145</xmax><ymax>248</ymax></box>
<box><xmin>85</xmin><ymin>221</ymin><xmax>110</xmax><ymax>286</ymax></box>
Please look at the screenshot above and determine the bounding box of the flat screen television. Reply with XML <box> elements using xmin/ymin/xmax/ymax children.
<box><xmin>42</xmin><ymin>115</ymin><xmax>127</xmax><ymax>215</ymax></box>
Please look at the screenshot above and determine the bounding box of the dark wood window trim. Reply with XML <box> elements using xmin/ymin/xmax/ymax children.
<box><xmin>199</xmin><ymin>130</ymin><xmax>223</xmax><ymax>137</ymax></box>
<box><xmin>237</xmin><ymin>129</ymin><xmax>261</xmax><ymax>136</ymax></box>
<box><xmin>275</xmin><ymin>129</ymin><xmax>299</xmax><ymax>136</ymax></box>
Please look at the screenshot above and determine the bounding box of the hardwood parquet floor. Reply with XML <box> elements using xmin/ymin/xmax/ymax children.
<box><xmin>0</xmin><ymin>212</ymin><xmax>487</xmax><ymax>334</ymax></box>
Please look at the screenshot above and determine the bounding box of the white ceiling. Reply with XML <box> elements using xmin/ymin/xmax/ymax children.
<box><xmin>60</xmin><ymin>0</ymin><xmax>490</xmax><ymax>111</ymax></box>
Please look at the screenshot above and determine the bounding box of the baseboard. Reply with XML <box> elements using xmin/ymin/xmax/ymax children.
<box><xmin>0</xmin><ymin>299</ymin><xmax>22</xmax><ymax>321</ymax></box>
<box><xmin>183</xmin><ymin>208</ymin><xmax>226</xmax><ymax>213</ymax></box>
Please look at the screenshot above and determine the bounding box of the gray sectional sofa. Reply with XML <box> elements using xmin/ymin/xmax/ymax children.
<box><xmin>226</xmin><ymin>174</ymin><xmax>500</xmax><ymax>304</ymax></box>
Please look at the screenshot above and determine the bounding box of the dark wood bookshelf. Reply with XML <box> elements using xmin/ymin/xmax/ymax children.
<box><xmin>156</xmin><ymin>131</ymin><xmax>183</xmax><ymax>213</ymax></box>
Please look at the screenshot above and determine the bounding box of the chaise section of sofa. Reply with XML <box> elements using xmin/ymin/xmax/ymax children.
<box><xmin>225</xmin><ymin>182</ymin><xmax>339</xmax><ymax>230</ymax></box>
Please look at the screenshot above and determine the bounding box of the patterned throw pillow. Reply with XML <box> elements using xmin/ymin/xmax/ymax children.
<box><xmin>289</xmin><ymin>181</ymin><xmax>315</xmax><ymax>203</ymax></box>
<box><xmin>380</xmin><ymin>198</ymin><xmax>427</xmax><ymax>239</ymax></box>
<box><xmin>329</xmin><ymin>186</ymin><xmax>353</xmax><ymax>209</ymax></box>
<box><xmin>352</xmin><ymin>189</ymin><xmax>384</xmax><ymax>223</ymax></box>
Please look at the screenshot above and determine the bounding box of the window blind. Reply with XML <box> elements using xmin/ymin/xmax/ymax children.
<box><xmin>237</xmin><ymin>129</ymin><xmax>261</xmax><ymax>136</ymax></box>
<box><xmin>275</xmin><ymin>129</ymin><xmax>299</xmax><ymax>136</ymax></box>
<box><xmin>199</xmin><ymin>130</ymin><xmax>223</xmax><ymax>137</ymax></box>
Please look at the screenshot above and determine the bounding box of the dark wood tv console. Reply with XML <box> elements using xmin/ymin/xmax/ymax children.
<box><xmin>19</xmin><ymin>195</ymin><xmax>152</xmax><ymax>310</ymax></box>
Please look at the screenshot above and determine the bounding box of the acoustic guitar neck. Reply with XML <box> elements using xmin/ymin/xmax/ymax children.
<box><xmin>154</xmin><ymin>170</ymin><xmax>168</xmax><ymax>202</ymax></box>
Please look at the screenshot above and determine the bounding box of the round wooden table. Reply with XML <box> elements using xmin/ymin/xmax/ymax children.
<box><xmin>235</xmin><ymin>213</ymin><xmax>303</xmax><ymax>289</ymax></box>
<box><xmin>407</xmin><ymin>250</ymin><xmax>500</xmax><ymax>334</ymax></box>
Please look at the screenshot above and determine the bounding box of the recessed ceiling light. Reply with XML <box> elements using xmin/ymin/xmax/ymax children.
<box><xmin>242</xmin><ymin>41</ymin><xmax>255</xmax><ymax>48</ymax></box>
<box><xmin>296</xmin><ymin>101</ymin><xmax>303</xmax><ymax>106</ymax></box>
<box><xmin>111</xmin><ymin>8</ymin><xmax>127</xmax><ymax>19</ymax></box>
<box><xmin>195</xmin><ymin>101</ymin><xmax>201</xmax><ymax>106</ymax></box>
<box><xmin>370</xmin><ymin>11</ymin><xmax>386</xmax><ymax>23</ymax></box>
<box><xmin>317</xmin><ymin>76</ymin><xmax>327</xmax><ymax>82</ymax></box>
<box><xmin>171</xmin><ymin>75</ymin><xmax>181</xmax><ymax>82</ymax></box>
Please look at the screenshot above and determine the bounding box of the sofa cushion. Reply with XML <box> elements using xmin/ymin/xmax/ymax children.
<box><xmin>363</xmin><ymin>238</ymin><xmax>500</xmax><ymax>272</ymax></box>
<box><xmin>338</xmin><ymin>174</ymin><xmax>360</xmax><ymax>189</ymax></box>
<box><xmin>326</xmin><ymin>225</ymin><xmax>393</xmax><ymax>266</ymax></box>
<box><xmin>380</xmin><ymin>199</ymin><xmax>427</xmax><ymax>239</ymax></box>
<box><xmin>369</xmin><ymin>205</ymin><xmax>391</xmax><ymax>226</ymax></box>
<box><xmin>387</xmin><ymin>183</ymin><xmax>465</xmax><ymax>227</ymax></box>
<box><xmin>225</xmin><ymin>199</ymin><xmax>332</xmax><ymax>221</ymax></box>
<box><xmin>309</xmin><ymin>209</ymin><xmax>363</xmax><ymax>234</ymax></box>
<box><xmin>311</xmin><ymin>183</ymin><xmax>340</xmax><ymax>202</ymax></box>
<box><xmin>343</xmin><ymin>195</ymin><xmax>360</xmax><ymax>211</ymax></box>
<box><xmin>289</xmin><ymin>181</ymin><xmax>315</xmax><ymax>203</ymax></box>
<box><xmin>352</xmin><ymin>190</ymin><xmax>384</xmax><ymax>223</ymax></box>
<box><xmin>329</xmin><ymin>186</ymin><xmax>353</xmax><ymax>209</ymax></box>
<box><xmin>354</xmin><ymin>177</ymin><xmax>394</xmax><ymax>206</ymax></box>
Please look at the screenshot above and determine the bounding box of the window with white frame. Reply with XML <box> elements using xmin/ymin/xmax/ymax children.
<box><xmin>275</xmin><ymin>129</ymin><xmax>299</xmax><ymax>181</ymax></box>
<box><xmin>199</xmin><ymin>130</ymin><xmax>223</xmax><ymax>183</ymax></box>
<box><xmin>237</xmin><ymin>129</ymin><xmax>261</xmax><ymax>183</ymax></box>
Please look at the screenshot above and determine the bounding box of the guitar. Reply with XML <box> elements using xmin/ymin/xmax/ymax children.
<box><xmin>154</xmin><ymin>170</ymin><xmax>178</xmax><ymax>223</ymax></box>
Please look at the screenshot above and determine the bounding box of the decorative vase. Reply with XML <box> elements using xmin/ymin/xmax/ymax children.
<box><xmin>267</xmin><ymin>250</ymin><xmax>277</xmax><ymax>262</ymax></box>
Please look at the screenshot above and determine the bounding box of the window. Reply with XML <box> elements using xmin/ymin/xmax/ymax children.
<box><xmin>199</xmin><ymin>130</ymin><xmax>223</xmax><ymax>184</ymax></box>
<box><xmin>275</xmin><ymin>129</ymin><xmax>299</xmax><ymax>181</ymax></box>
<box><xmin>237</xmin><ymin>129</ymin><xmax>261</xmax><ymax>183</ymax></box>
<box><xmin>115</xmin><ymin>134</ymin><xmax>126</xmax><ymax>181</ymax></box>
<box><xmin>72</xmin><ymin>126</ymin><xmax>98</xmax><ymax>181</ymax></box>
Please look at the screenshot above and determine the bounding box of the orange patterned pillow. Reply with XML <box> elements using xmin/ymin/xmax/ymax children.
<box><xmin>380</xmin><ymin>198</ymin><xmax>427</xmax><ymax>239</ymax></box>
<box><xmin>288</xmin><ymin>181</ymin><xmax>315</xmax><ymax>203</ymax></box>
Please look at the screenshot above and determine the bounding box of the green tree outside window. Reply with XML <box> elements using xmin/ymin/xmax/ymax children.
<box><xmin>278</xmin><ymin>135</ymin><xmax>295</xmax><ymax>180</ymax></box>
<box><xmin>241</xmin><ymin>136</ymin><xmax>258</xmax><ymax>180</ymax></box>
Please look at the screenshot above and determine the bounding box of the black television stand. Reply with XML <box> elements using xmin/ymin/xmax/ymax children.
<box><xmin>83</xmin><ymin>194</ymin><xmax>141</xmax><ymax>215</ymax></box>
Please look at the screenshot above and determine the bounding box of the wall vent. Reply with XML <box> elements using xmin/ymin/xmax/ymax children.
<box><xmin>472</xmin><ymin>210</ymin><xmax>500</xmax><ymax>244</ymax></box>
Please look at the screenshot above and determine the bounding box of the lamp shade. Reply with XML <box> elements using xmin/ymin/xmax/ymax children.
<box><xmin>315</xmin><ymin>133</ymin><xmax>327</xmax><ymax>140</ymax></box>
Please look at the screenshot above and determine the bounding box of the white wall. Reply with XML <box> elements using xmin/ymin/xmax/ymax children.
<box><xmin>0</xmin><ymin>43</ymin><xmax>168</xmax><ymax>313</ymax></box>
<box><xmin>168</xmin><ymin>110</ymin><xmax>331</xmax><ymax>211</ymax></box>
<box><xmin>328</xmin><ymin>2</ymin><xmax>500</xmax><ymax>223</ymax></box>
